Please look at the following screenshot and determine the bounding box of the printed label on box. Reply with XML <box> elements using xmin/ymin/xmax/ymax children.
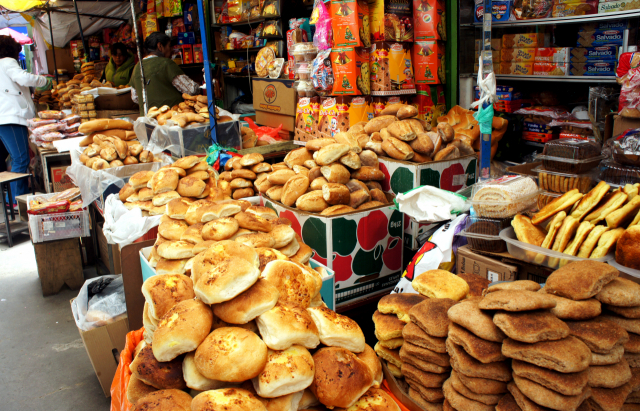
<box><xmin>414</xmin><ymin>0</ymin><xmax>446</xmax><ymax>40</ymax></box>
<box><xmin>570</xmin><ymin>46</ymin><xmax>618</xmax><ymax>62</ymax></box>
<box><xmin>371</xmin><ymin>42</ymin><xmax>416</xmax><ymax>94</ymax></box>
<box><xmin>569</xmin><ymin>61</ymin><xmax>616</xmax><ymax>76</ymax></box>
<box><xmin>369</xmin><ymin>0</ymin><xmax>413</xmax><ymax>42</ymax></box>
<box><xmin>331</xmin><ymin>0</ymin><xmax>371</xmax><ymax>47</ymax></box>
<box><xmin>413</xmin><ymin>41</ymin><xmax>446</xmax><ymax>84</ymax></box>
<box><xmin>317</xmin><ymin>96</ymin><xmax>373</xmax><ymax>138</ymax></box>
<box><xmin>501</xmin><ymin>48</ymin><xmax>536</xmax><ymax>62</ymax></box>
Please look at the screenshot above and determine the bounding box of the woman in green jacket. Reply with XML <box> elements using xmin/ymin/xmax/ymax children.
<box><xmin>101</xmin><ymin>42</ymin><xmax>135</xmax><ymax>87</ymax></box>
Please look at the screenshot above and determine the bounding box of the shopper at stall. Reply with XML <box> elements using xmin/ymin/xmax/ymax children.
<box><xmin>101</xmin><ymin>42</ymin><xmax>135</xmax><ymax>87</ymax></box>
<box><xmin>0</xmin><ymin>35</ymin><xmax>51</xmax><ymax>205</ymax></box>
<box><xmin>129</xmin><ymin>32</ymin><xmax>200</xmax><ymax>115</ymax></box>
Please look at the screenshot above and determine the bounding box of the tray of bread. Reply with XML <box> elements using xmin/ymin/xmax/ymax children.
<box><xmin>503</xmin><ymin>179</ymin><xmax>632</xmax><ymax>269</ymax></box>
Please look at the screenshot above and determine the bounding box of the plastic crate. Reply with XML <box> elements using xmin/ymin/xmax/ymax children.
<box><xmin>27</xmin><ymin>193</ymin><xmax>90</xmax><ymax>243</ymax></box>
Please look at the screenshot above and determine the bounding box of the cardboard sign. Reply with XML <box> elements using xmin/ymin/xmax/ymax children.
<box><xmin>317</xmin><ymin>96</ymin><xmax>374</xmax><ymax>138</ymax></box>
<box><xmin>371</xmin><ymin>42</ymin><xmax>416</xmax><ymax>95</ymax></box>
<box><xmin>414</xmin><ymin>0</ymin><xmax>446</xmax><ymax>40</ymax></box>
<box><xmin>369</xmin><ymin>0</ymin><xmax>414</xmax><ymax>42</ymax></box>
<box><xmin>331</xmin><ymin>0</ymin><xmax>371</xmax><ymax>47</ymax></box>
<box><xmin>413</xmin><ymin>41</ymin><xmax>446</xmax><ymax>84</ymax></box>
<box><xmin>331</xmin><ymin>47</ymin><xmax>370</xmax><ymax>95</ymax></box>
<box><xmin>294</xmin><ymin>96</ymin><xmax>320</xmax><ymax>141</ymax></box>
<box><xmin>261</xmin><ymin>197</ymin><xmax>404</xmax><ymax>307</ymax></box>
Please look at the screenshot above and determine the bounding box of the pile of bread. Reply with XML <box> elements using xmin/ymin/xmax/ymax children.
<box><xmin>217</xmin><ymin>153</ymin><xmax>267</xmax><ymax>200</ymax></box>
<box><xmin>512</xmin><ymin>180</ymin><xmax>640</xmax><ymax>267</ymax></box>
<box><xmin>250</xmin><ymin>145</ymin><xmax>390</xmax><ymax>215</ymax></box>
<box><xmin>146</xmin><ymin>94</ymin><xmax>210</xmax><ymax>128</ymax></box>
<box><xmin>373</xmin><ymin>261</ymin><xmax>640</xmax><ymax>411</ymax></box>
<box><xmin>75</xmin><ymin>119</ymin><xmax>145</xmax><ymax>170</ymax></box>
<box><xmin>242</xmin><ymin>126</ymin><xmax>259</xmax><ymax>149</ymax></box>
<box><xmin>126</xmin><ymin>212</ymin><xmax>400</xmax><ymax>410</ymax></box>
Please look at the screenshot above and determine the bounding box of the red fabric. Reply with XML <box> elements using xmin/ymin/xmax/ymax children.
<box><xmin>110</xmin><ymin>328</ymin><xmax>144</xmax><ymax>411</ymax></box>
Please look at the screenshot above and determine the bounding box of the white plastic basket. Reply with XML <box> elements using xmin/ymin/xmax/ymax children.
<box><xmin>500</xmin><ymin>227</ymin><xmax>612</xmax><ymax>270</ymax></box>
<box><xmin>27</xmin><ymin>193</ymin><xmax>90</xmax><ymax>243</ymax></box>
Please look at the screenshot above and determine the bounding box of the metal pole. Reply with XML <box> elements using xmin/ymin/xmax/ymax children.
<box><xmin>72</xmin><ymin>0</ymin><xmax>88</xmax><ymax>60</ymax></box>
<box><xmin>197</xmin><ymin>0</ymin><xmax>217</xmax><ymax>143</ymax></box>
<box><xmin>479</xmin><ymin>0</ymin><xmax>493</xmax><ymax>180</ymax></box>
<box><xmin>129</xmin><ymin>0</ymin><xmax>148</xmax><ymax>115</ymax></box>
<box><xmin>47</xmin><ymin>10</ymin><xmax>58</xmax><ymax>83</ymax></box>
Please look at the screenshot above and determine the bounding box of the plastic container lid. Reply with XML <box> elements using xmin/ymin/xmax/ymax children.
<box><xmin>458</xmin><ymin>230</ymin><xmax>508</xmax><ymax>253</ymax></box>
<box><xmin>536</xmin><ymin>153</ymin><xmax>605</xmax><ymax>174</ymax></box>
<box><xmin>465</xmin><ymin>216</ymin><xmax>512</xmax><ymax>235</ymax></box>
<box><xmin>291</xmin><ymin>42</ymin><xmax>318</xmax><ymax>55</ymax></box>
<box><xmin>471</xmin><ymin>176</ymin><xmax>541</xmax><ymax>219</ymax></box>
<box><xmin>542</xmin><ymin>138</ymin><xmax>601</xmax><ymax>160</ymax></box>
<box><xmin>500</xmin><ymin>227</ymin><xmax>613</xmax><ymax>270</ymax></box>
<box><xmin>608</xmin><ymin>260</ymin><xmax>640</xmax><ymax>279</ymax></box>
<box><xmin>532</xmin><ymin>165</ymin><xmax>595</xmax><ymax>194</ymax></box>
<box><xmin>598</xmin><ymin>160</ymin><xmax>640</xmax><ymax>188</ymax></box>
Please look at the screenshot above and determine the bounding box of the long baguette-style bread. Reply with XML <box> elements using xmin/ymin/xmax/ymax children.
<box><xmin>79</xmin><ymin>119</ymin><xmax>134</xmax><ymax>134</ymax></box>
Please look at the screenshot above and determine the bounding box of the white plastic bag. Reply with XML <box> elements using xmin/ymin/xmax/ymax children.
<box><xmin>103</xmin><ymin>194</ymin><xmax>162</xmax><ymax>246</ymax></box>
<box><xmin>395</xmin><ymin>186</ymin><xmax>470</xmax><ymax>223</ymax></box>
<box><xmin>71</xmin><ymin>275</ymin><xmax>126</xmax><ymax>331</ymax></box>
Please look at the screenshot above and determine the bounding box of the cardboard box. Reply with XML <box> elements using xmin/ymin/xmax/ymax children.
<box><xmin>414</xmin><ymin>0</ymin><xmax>446</xmax><ymax>40</ymax></box>
<box><xmin>569</xmin><ymin>61</ymin><xmax>616</xmax><ymax>76</ymax></box>
<box><xmin>371</xmin><ymin>42</ymin><xmax>416</xmax><ymax>95</ymax></box>
<box><xmin>613</xmin><ymin>115</ymin><xmax>640</xmax><ymax>138</ymax></box>
<box><xmin>499</xmin><ymin>62</ymin><xmax>533</xmax><ymax>75</ymax></box>
<box><xmin>577</xmin><ymin>29</ymin><xmax>624</xmax><ymax>47</ymax></box>
<box><xmin>50</xmin><ymin>165</ymin><xmax>75</xmax><ymax>192</ymax></box>
<box><xmin>252</xmin><ymin>78</ymin><xmax>297</xmax><ymax>116</ymax></box>
<box><xmin>97</xmin><ymin>222</ymin><xmax>122</xmax><ymax>274</ymax></box>
<box><xmin>552</xmin><ymin>0</ymin><xmax>597</xmax><ymax>17</ymax></box>
<box><xmin>598</xmin><ymin>0</ymin><xmax>638</xmax><ymax>13</ymax></box>
<box><xmin>378</xmin><ymin>155</ymin><xmax>478</xmax><ymax>249</ymax></box>
<box><xmin>475</xmin><ymin>38</ymin><xmax>503</xmax><ymax>52</ymax></box>
<box><xmin>516</xmin><ymin>261</ymin><xmax>554</xmax><ymax>283</ymax></box>
<box><xmin>255</xmin><ymin>111</ymin><xmax>296</xmax><ymax>132</ymax></box>
<box><xmin>94</xmin><ymin>93</ymin><xmax>138</xmax><ymax>111</ymax></box>
<box><xmin>317</xmin><ymin>96</ymin><xmax>374</xmax><ymax>138</ymax></box>
<box><xmin>535</xmin><ymin>47</ymin><xmax>570</xmax><ymax>62</ymax></box>
<box><xmin>534</xmin><ymin>62</ymin><xmax>568</xmax><ymax>76</ymax></box>
<box><xmin>261</xmin><ymin>196</ymin><xmax>404</xmax><ymax>306</ymax></box>
<box><xmin>330</xmin><ymin>47</ymin><xmax>370</xmax><ymax>95</ymax></box>
<box><xmin>457</xmin><ymin>245</ymin><xmax>517</xmax><ymax>282</ymax></box>
<box><xmin>413</xmin><ymin>41</ymin><xmax>446</xmax><ymax>84</ymax></box>
<box><xmin>570</xmin><ymin>46</ymin><xmax>618</xmax><ymax>63</ymax></box>
<box><xmin>502</xmin><ymin>33</ymin><xmax>544</xmax><ymax>48</ymax></box>
<box><xmin>501</xmin><ymin>48</ymin><xmax>536</xmax><ymax>62</ymax></box>
<box><xmin>369</xmin><ymin>0</ymin><xmax>414</xmax><ymax>42</ymax></box>
<box><xmin>331</xmin><ymin>0</ymin><xmax>371</xmax><ymax>47</ymax></box>
<box><xmin>72</xmin><ymin>299</ymin><xmax>129</xmax><ymax>397</ymax></box>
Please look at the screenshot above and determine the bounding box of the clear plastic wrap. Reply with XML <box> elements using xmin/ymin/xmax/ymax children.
<box><xmin>312</xmin><ymin>0</ymin><xmax>332</xmax><ymax>51</ymax></box>
<box><xmin>533</xmin><ymin>165</ymin><xmax>595</xmax><ymax>194</ymax></box>
<box><xmin>617</xmin><ymin>52</ymin><xmax>640</xmax><ymax>118</ymax></box>
<box><xmin>37</xmin><ymin>110</ymin><xmax>64</xmax><ymax>119</ymax></box>
<box><xmin>598</xmin><ymin>159</ymin><xmax>640</xmax><ymax>187</ymax></box>
<box><xmin>514</xmin><ymin>106</ymin><xmax>572</xmax><ymax>119</ymax></box>
<box><xmin>30</xmin><ymin>122</ymin><xmax>64</xmax><ymax>136</ymax></box>
<box><xmin>71</xmin><ymin>275</ymin><xmax>127</xmax><ymax>331</ymax></box>
<box><xmin>61</xmin><ymin>114</ymin><xmax>82</xmax><ymax>124</ymax></box>
<box><xmin>471</xmin><ymin>176</ymin><xmax>540</xmax><ymax>218</ymax></box>
<box><xmin>537</xmin><ymin>191</ymin><xmax>561</xmax><ymax>210</ymax></box>
<box><xmin>311</xmin><ymin>49</ymin><xmax>333</xmax><ymax>96</ymax></box>
<box><xmin>612</xmin><ymin>128</ymin><xmax>640</xmax><ymax>167</ymax></box>
<box><xmin>459</xmin><ymin>216</ymin><xmax>511</xmax><ymax>253</ymax></box>
<box><xmin>537</xmin><ymin>138</ymin><xmax>604</xmax><ymax>173</ymax></box>
<box><xmin>27</xmin><ymin>118</ymin><xmax>57</xmax><ymax>128</ymax></box>
<box><xmin>39</xmin><ymin>132</ymin><xmax>65</xmax><ymax>142</ymax></box>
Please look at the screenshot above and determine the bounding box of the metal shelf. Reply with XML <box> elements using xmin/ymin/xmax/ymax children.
<box><xmin>224</xmin><ymin>74</ymin><xmax>254</xmax><ymax>79</ymax></box>
<box><xmin>461</xmin><ymin>10</ymin><xmax>640</xmax><ymax>27</ymax></box>
<box><xmin>212</xmin><ymin>18</ymin><xmax>266</xmax><ymax>27</ymax></box>
<box><xmin>524</xmin><ymin>141</ymin><xmax>546</xmax><ymax>148</ymax></box>
<box><xmin>463</xmin><ymin>73</ymin><xmax>619</xmax><ymax>83</ymax></box>
<box><xmin>214</xmin><ymin>47</ymin><xmax>264</xmax><ymax>54</ymax></box>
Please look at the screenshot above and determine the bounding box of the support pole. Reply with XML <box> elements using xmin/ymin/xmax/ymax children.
<box><xmin>47</xmin><ymin>10</ymin><xmax>58</xmax><ymax>84</ymax></box>
<box><xmin>129</xmin><ymin>0</ymin><xmax>148</xmax><ymax>115</ymax></box>
<box><xmin>72</xmin><ymin>0</ymin><xmax>88</xmax><ymax>60</ymax></box>
<box><xmin>479</xmin><ymin>0</ymin><xmax>493</xmax><ymax>181</ymax></box>
<box><xmin>197</xmin><ymin>0</ymin><xmax>217</xmax><ymax>143</ymax></box>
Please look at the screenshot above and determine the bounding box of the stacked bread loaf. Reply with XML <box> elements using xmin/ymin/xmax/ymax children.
<box><xmin>147</xmin><ymin>94</ymin><xmax>210</xmax><ymax>128</ymax></box>
<box><xmin>218</xmin><ymin>153</ymin><xmax>270</xmax><ymax>200</ymax></box>
<box><xmin>257</xmin><ymin>144</ymin><xmax>391</xmax><ymax>215</ymax></box>
<box><xmin>371</xmin><ymin>294</ymin><xmax>427</xmax><ymax>380</ymax></box>
<box><xmin>127</xmin><ymin>200</ymin><xmax>399</xmax><ymax>410</ymax></box>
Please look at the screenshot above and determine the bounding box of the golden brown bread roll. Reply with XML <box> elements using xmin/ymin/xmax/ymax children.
<box><xmin>382</xmin><ymin>137</ymin><xmax>414</xmax><ymax>161</ymax></box>
<box><xmin>340</xmin><ymin>151</ymin><xmax>362</xmax><ymax>169</ymax></box>
<box><xmin>233</xmin><ymin>187</ymin><xmax>254</xmax><ymax>199</ymax></box>
<box><xmin>296</xmin><ymin>191</ymin><xmax>329</xmax><ymax>212</ymax></box>
<box><xmin>316</xmin><ymin>144</ymin><xmax>351</xmax><ymax>166</ymax></box>
<box><xmin>306</xmin><ymin>138</ymin><xmax>336</xmax><ymax>151</ymax></box>
<box><xmin>351</xmin><ymin>167</ymin><xmax>385</xmax><ymax>181</ymax></box>
<box><xmin>310</xmin><ymin>176</ymin><xmax>329</xmax><ymax>191</ymax></box>
<box><xmin>350</xmin><ymin>189</ymin><xmax>370</xmax><ymax>209</ymax></box>
<box><xmin>322</xmin><ymin>183</ymin><xmax>351</xmax><ymax>205</ymax></box>
<box><xmin>282</xmin><ymin>175</ymin><xmax>310</xmax><ymax>207</ymax></box>
<box><xmin>321</xmin><ymin>164</ymin><xmax>351</xmax><ymax>184</ymax></box>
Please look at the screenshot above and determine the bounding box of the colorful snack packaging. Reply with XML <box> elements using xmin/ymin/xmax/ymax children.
<box><xmin>499</xmin><ymin>62</ymin><xmax>534</xmax><ymax>75</ymax></box>
<box><xmin>28</xmin><ymin>200</ymin><xmax>70</xmax><ymax>215</ymax></box>
<box><xmin>295</xmin><ymin>96</ymin><xmax>321</xmax><ymax>141</ymax></box>
<box><xmin>370</xmin><ymin>42</ymin><xmax>416</xmax><ymax>94</ymax></box>
<box><xmin>500</xmin><ymin>48</ymin><xmax>536</xmax><ymax>62</ymax></box>
<box><xmin>331</xmin><ymin>0</ymin><xmax>371</xmax><ymax>47</ymax></box>
<box><xmin>502</xmin><ymin>33</ymin><xmax>545</xmax><ymax>48</ymax></box>
<box><xmin>369</xmin><ymin>0</ymin><xmax>413</xmax><ymax>42</ymax></box>
<box><xmin>413</xmin><ymin>41</ymin><xmax>445</xmax><ymax>84</ymax></box>
<box><xmin>535</xmin><ymin>47</ymin><xmax>570</xmax><ymax>62</ymax></box>
<box><xmin>317</xmin><ymin>96</ymin><xmax>374</xmax><ymax>138</ymax></box>
<box><xmin>414</xmin><ymin>0</ymin><xmax>446</xmax><ymax>40</ymax></box>
<box><xmin>533</xmin><ymin>62</ymin><xmax>568</xmax><ymax>76</ymax></box>
<box><xmin>413</xmin><ymin>85</ymin><xmax>446</xmax><ymax>126</ymax></box>
<box><xmin>330</xmin><ymin>47</ymin><xmax>370</xmax><ymax>95</ymax></box>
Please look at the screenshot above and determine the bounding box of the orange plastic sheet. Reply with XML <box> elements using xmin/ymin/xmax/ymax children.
<box><xmin>382</xmin><ymin>379</ymin><xmax>413</xmax><ymax>411</ymax></box>
<box><xmin>110</xmin><ymin>328</ymin><xmax>144</xmax><ymax>411</ymax></box>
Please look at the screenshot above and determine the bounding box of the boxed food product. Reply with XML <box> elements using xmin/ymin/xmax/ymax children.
<box><xmin>369</xmin><ymin>0</ymin><xmax>414</xmax><ymax>42</ymax></box>
<box><xmin>474</xmin><ymin>85</ymin><xmax>521</xmax><ymax>101</ymax></box>
<box><xmin>569</xmin><ymin>61</ymin><xmax>617</xmax><ymax>76</ymax></box>
<box><xmin>577</xmin><ymin>28</ymin><xmax>624</xmax><ymax>47</ymax></box>
<box><xmin>533</xmin><ymin>165</ymin><xmax>594</xmax><ymax>193</ymax></box>
<box><xmin>551</xmin><ymin>0</ymin><xmax>597</xmax><ymax>17</ymax></box>
<box><xmin>492</xmin><ymin>0</ymin><xmax>513</xmax><ymax>21</ymax></box>
<box><xmin>370</xmin><ymin>42</ymin><xmax>416</xmax><ymax>94</ymax></box>
<box><xmin>598</xmin><ymin>0</ymin><xmax>640</xmax><ymax>13</ymax></box>
<box><xmin>537</xmin><ymin>138</ymin><xmax>604</xmax><ymax>173</ymax></box>
<box><xmin>413</xmin><ymin>41</ymin><xmax>446</xmax><ymax>84</ymax></box>
<box><xmin>317</xmin><ymin>96</ymin><xmax>373</xmax><ymax>138</ymax></box>
<box><xmin>524</xmin><ymin>121</ymin><xmax>553</xmax><ymax>133</ymax></box>
<box><xmin>330</xmin><ymin>0</ymin><xmax>371</xmax><ymax>47</ymax></box>
<box><xmin>533</xmin><ymin>62</ymin><xmax>568</xmax><ymax>76</ymax></box>
<box><xmin>499</xmin><ymin>62</ymin><xmax>533</xmax><ymax>75</ymax></box>
<box><xmin>414</xmin><ymin>0</ymin><xmax>446</xmax><ymax>40</ymax></box>
<box><xmin>523</xmin><ymin>131</ymin><xmax>555</xmax><ymax>142</ymax></box>
<box><xmin>612</xmin><ymin>128</ymin><xmax>640</xmax><ymax>167</ymax></box>
<box><xmin>512</xmin><ymin>0</ymin><xmax>552</xmax><ymax>19</ymax></box>
<box><xmin>471</xmin><ymin>175</ymin><xmax>540</xmax><ymax>218</ymax></box>
<box><xmin>412</xmin><ymin>85</ymin><xmax>446</xmax><ymax>126</ymax></box>
<box><xmin>372</xmin><ymin>95</ymin><xmax>411</xmax><ymax>116</ymax></box>
<box><xmin>501</xmin><ymin>48</ymin><xmax>536</xmax><ymax>62</ymax></box>
<box><xmin>502</xmin><ymin>33</ymin><xmax>544</xmax><ymax>48</ymax></box>
<box><xmin>578</xmin><ymin>21</ymin><xmax>629</xmax><ymax>31</ymax></box>
<box><xmin>535</xmin><ymin>47</ymin><xmax>570</xmax><ymax>62</ymax></box>
<box><xmin>493</xmin><ymin>100</ymin><xmax>523</xmax><ymax>113</ymax></box>
<box><xmin>181</xmin><ymin>44</ymin><xmax>193</xmax><ymax>64</ymax></box>
<box><xmin>193</xmin><ymin>44</ymin><xmax>203</xmax><ymax>63</ymax></box>
<box><xmin>569</xmin><ymin>46</ymin><xmax>618</xmax><ymax>63</ymax></box>
<box><xmin>599</xmin><ymin>160</ymin><xmax>640</xmax><ymax>187</ymax></box>
<box><xmin>460</xmin><ymin>216</ymin><xmax>511</xmax><ymax>253</ymax></box>
<box><xmin>330</xmin><ymin>47</ymin><xmax>370</xmax><ymax>95</ymax></box>
<box><xmin>294</xmin><ymin>96</ymin><xmax>320</xmax><ymax>141</ymax></box>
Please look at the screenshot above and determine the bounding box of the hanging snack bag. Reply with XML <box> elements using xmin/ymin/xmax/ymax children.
<box><xmin>311</xmin><ymin>49</ymin><xmax>334</xmax><ymax>96</ymax></box>
<box><xmin>313</xmin><ymin>0</ymin><xmax>333</xmax><ymax>50</ymax></box>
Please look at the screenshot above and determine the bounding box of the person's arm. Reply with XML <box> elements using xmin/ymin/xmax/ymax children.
<box><xmin>4</xmin><ymin>58</ymin><xmax>47</xmax><ymax>88</ymax></box>
<box><xmin>166</xmin><ymin>59</ymin><xmax>200</xmax><ymax>96</ymax></box>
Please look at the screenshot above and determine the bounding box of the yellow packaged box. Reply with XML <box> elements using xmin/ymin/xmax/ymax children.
<box><xmin>501</xmin><ymin>48</ymin><xmax>536</xmax><ymax>62</ymax></box>
<box><xmin>502</xmin><ymin>33</ymin><xmax>545</xmax><ymax>48</ymax></box>
<box><xmin>317</xmin><ymin>96</ymin><xmax>373</xmax><ymax>138</ymax></box>
<box><xmin>370</xmin><ymin>42</ymin><xmax>417</xmax><ymax>95</ymax></box>
<box><xmin>499</xmin><ymin>62</ymin><xmax>533</xmax><ymax>75</ymax></box>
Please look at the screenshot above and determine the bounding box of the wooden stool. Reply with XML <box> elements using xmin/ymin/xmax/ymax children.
<box><xmin>33</xmin><ymin>238</ymin><xmax>84</xmax><ymax>296</ymax></box>
<box><xmin>0</xmin><ymin>171</ymin><xmax>34</xmax><ymax>247</ymax></box>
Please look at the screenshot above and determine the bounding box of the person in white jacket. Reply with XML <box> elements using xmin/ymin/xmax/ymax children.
<box><xmin>0</xmin><ymin>35</ymin><xmax>51</xmax><ymax>205</ymax></box>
